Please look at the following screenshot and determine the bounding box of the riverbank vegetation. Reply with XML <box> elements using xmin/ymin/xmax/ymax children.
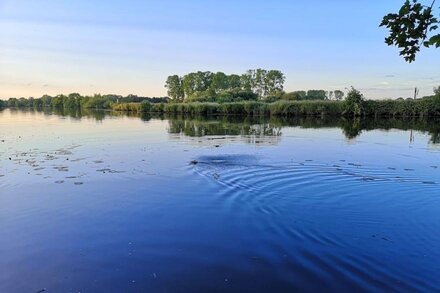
<box><xmin>2</xmin><ymin>68</ymin><xmax>440</xmax><ymax>118</ymax></box>
<box><xmin>112</xmin><ymin>87</ymin><xmax>440</xmax><ymax>118</ymax></box>
<box><xmin>3</xmin><ymin>87</ymin><xmax>440</xmax><ymax>118</ymax></box>
<box><xmin>4</xmin><ymin>94</ymin><xmax>169</xmax><ymax>110</ymax></box>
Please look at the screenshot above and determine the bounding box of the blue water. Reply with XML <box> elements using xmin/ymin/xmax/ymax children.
<box><xmin>1</xmin><ymin>109</ymin><xmax>439</xmax><ymax>292</ymax></box>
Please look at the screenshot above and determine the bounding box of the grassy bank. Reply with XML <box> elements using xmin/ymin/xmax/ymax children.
<box><xmin>111</xmin><ymin>96</ymin><xmax>440</xmax><ymax>118</ymax></box>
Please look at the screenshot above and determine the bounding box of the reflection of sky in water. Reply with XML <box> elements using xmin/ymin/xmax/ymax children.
<box><xmin>1</xmin><ymin>109</ymin><xmax>440</xmax><ymax>292</ymax></box>
<box><xmin>1</xmin><ymin>109</ymin><xmax>439</xmax><ymax>187</ymax></box>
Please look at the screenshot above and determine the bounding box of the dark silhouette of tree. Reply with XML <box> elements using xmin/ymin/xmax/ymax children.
<box><xmin>381</xmin><ymin>0</ymin><xmax>439</xmax><ymax>62</ymax></box>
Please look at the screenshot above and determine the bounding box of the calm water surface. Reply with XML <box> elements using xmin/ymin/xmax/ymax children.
<box><xmin>1</xmin><ymin>109</ymin><xmax>439</xmax><ymax>292</ymax></box>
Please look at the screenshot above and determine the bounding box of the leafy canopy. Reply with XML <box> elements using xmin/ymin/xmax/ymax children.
<box><xmin>380</xmin><ymin>0</ymin><xmax>439</xmax><ymax>62</ymax></box>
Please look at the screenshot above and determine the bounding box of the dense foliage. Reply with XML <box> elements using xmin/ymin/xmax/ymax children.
<box><xmin>381</xmin><ymin>0</ymin><xmax>439</xmax><ymax>62</ymax></box>
<box><xmin>165</xmin><ymin>69</ymin><xmax>286</xmax><ymax>101</ymax></box>
<box><xmin>342</xmin><ymin>88</ymin><xmax>365</xmax><ymax>117</ymax></box>
<box><xmin>3</xmin><ymin>94</ymin><xmax>169</xmax><ymax>110</ymax></box>
<box><xmin>165</xmin><ymin>69</ymin><xmax>343</xmax><ymax>104</ymax></box>
<box><xmin>5</xmin><ymin>87</ymin><xmax>440</xmax><ymax>118</ymax></box>
<box><xmin>113</xmin><ymin>94</ymin><xmax>440</xmax><ymax>118</ymax></box>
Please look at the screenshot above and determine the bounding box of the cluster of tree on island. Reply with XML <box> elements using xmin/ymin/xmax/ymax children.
<box><xmin>165</xmin><ymin>69</ymin><xmax>346</xmax><ymax>103</ymax></box>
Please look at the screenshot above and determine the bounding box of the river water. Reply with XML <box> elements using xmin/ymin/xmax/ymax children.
<box><xmin>1</xmin><ymin>109</ymin><xmax>439</xmax><ymax>292</ymax></box>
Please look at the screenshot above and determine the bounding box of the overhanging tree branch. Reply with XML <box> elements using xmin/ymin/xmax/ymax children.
<box><xmin>380</xmin><ymin>0</ymin><xmax>439</xmax><ymax>62</ymax></box>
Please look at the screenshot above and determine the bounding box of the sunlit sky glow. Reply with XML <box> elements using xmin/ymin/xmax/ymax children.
<box><xmin>0</xmin><ymin>0</ymin><xmax>439</xmax><ymax>100</ymax></box>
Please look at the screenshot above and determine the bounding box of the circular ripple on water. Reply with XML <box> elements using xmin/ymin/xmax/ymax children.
<box><xmin>189</xmin><ymin>154</ymin><xmax>440</xmax><ymax>291</ymax></box>
<box><xmin>191</xmin><ymin>154</ymin><xmax>437</xmax><ymax>215</ymax></box>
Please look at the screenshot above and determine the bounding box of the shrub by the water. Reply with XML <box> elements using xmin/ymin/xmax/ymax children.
<box><xmin>342</xmin><ymin>88</ymin><xmax>364</xmax><ymax>117</ymax></box>
<box><xmin>363</xmin><ymin>96</ymin><xmax>440</xmax><ymax>117</ymax></box>
<box><xmin>112</xmin><ymin>101</ymin><xmax>152</xmax><ymax>112</ymax></box>
<box><xmin>219</xmin><ymin>102</ymin><xmax>246</xmax><ymax>115</ymax></box>
<box><xmin>269</xmin><ymin>100</ymin><xmax>343</xmax><ymax>116</ymax></box>
<box><xmin>163</xmin><ymin>102</ymin><xmax>220</xmax><ymax>115</ymax></box>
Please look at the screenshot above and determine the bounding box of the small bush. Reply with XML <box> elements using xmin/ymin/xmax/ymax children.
<box><xmin>343</xmin><ymin>88</ymin><xmax>364</xmax><ymax>117</ymax></box>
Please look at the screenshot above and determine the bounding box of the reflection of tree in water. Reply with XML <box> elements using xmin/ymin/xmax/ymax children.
<box><xmin>430</xmin><ymin>132</ymin><xmax>440</xmax><ymax>144</ymax></box>
<box><xmin>341</xmin><ymin>118</ymin><xmax>362</xmax><ymax>140</ymax></box>
<box><xmin>107</xmin><ymin>111</ymin><xmax>154</xmax><ymax>122</ymax></box>
<box><xmin>167</xmin><ymin>115</ymin><xmax>283</xmax><ymax>145</ymax></box>
<box><xmin>50</xmin><ymin>107</ymin><xmax>108</xmax><ymax>121</ymax></box>
<box><xmin>167</xmin><ymin>115</ymin><xmax>440</xmax><ymax>146</ymax></box>
<box><xmin>168</xmin><ymin>118</ymin><xmax>281</xmax><ymax>137</ymax></box>
<box><xmin>338</xmin><ymin>117</ymin><xmax>440</xmax><ymax>144</ymax></box>
<box><xmin>423</xmin><ymin>122</ymin><xmax>440</xmax><ymax>145</ymax></box>
<box><xmin>7</xmin><ymin>108</ymin><xmax>440</xmax><ymax>145</ymax></box>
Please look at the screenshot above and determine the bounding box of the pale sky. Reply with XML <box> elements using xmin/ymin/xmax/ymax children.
<box><xmin>0</xmin><ymin>0</ymin><xmax>439</xmax><ymax>100</ymax></box>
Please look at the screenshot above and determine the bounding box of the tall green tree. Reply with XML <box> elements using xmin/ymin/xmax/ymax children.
<box><xmin>240</xmin><ymin>70</ymin><xmax>255</xmax><ymax>92</ymax></box>
<box><xmin>381</xmin><ymin>0</ymin><xmax>439</xmax><ymax>62</ymax></box>
<box><xmin>334</xmin><ymin>90</ymin><xmax>345</xmax><ymax>100</ymax></box>
<box><xmin>328</xmin><ymin>91</ymin><xmax>334</xmax><ymax>100</ymax></box>
<box><xmin>227</xmin><ymin>74</ymin><xmax>242</xmax><ymax>89</ymax></box>
<box><xmin>265</xmin><ymin>70</ymin><xmax>285</xmax><ymax>96</ymax></box>
<box><xmin>183</xmin><ymin>71</ymin><xmax>213</xmax><ymax>98</ymax></box>
<box><xmin>182</xmin><ymin>73</ymin><xmax>197</xmax><ymax>97</ymax></box>
<box><xmin>239</xmin><ymin>69</ymin><xmax>285</xmax><ymax>98</ymax></box>
<box><xmin>165</xmin><ymin>75</ymin><xmax>184</xmax><ymax>100</ymax></box>
<box><xmin>210</xmin><ymin>72</ymin><xmax>229</xmax><ymax>94</ymax></box>
<box><xmin>254</xmin><ymin>69</ymin><xmax>268</xmax><ymax>98</ymax></box>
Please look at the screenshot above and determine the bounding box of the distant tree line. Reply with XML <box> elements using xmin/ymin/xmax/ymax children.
<box><xmin>2</xmin><ymin>85</ymin><xmax>438</xmax><ymax>113</ymax></box>
<box><xmin>165</xmin><ymin>69</ymin><xmax>347</xmax><ymax>103</ymax></box>
<box><xmin>1</xmin><ymin>93</ymin><xmax>169</xmax><ymax>109</ymax></box>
